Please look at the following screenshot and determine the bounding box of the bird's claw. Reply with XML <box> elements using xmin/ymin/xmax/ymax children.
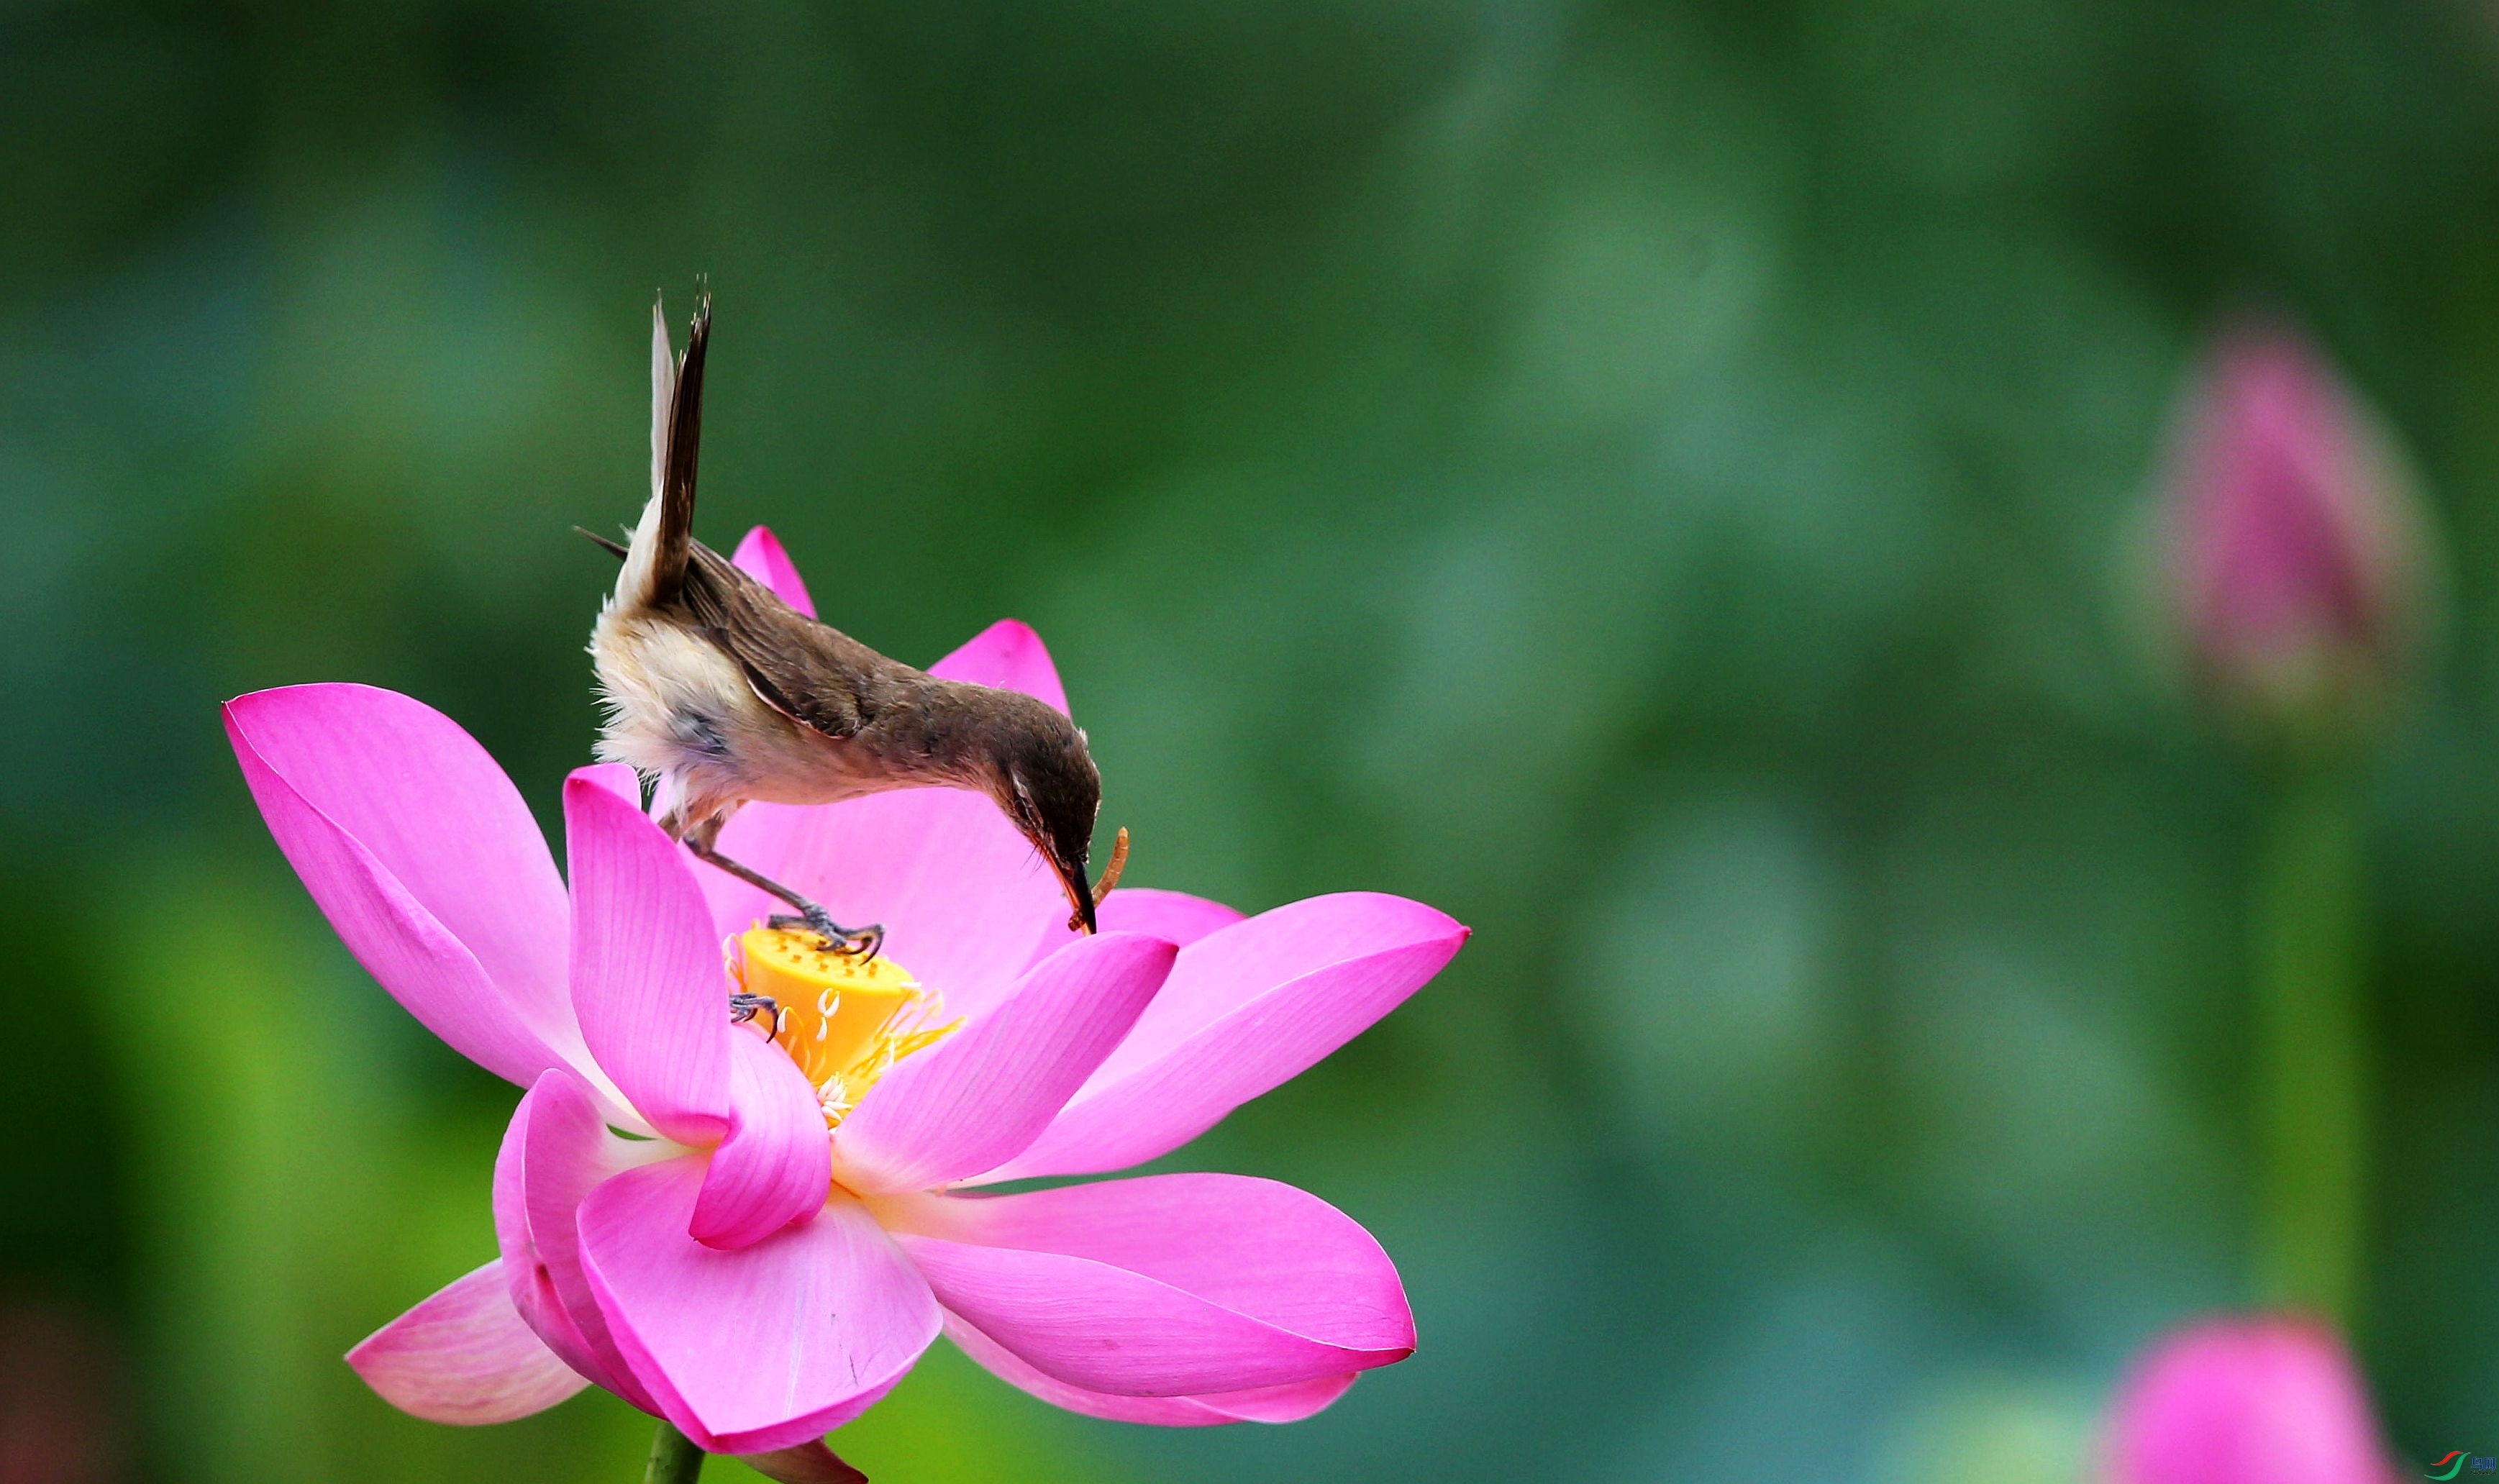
<box><xmin>729</xmin><ymin>991</ymin><xmax>783</xmax><ymax>1041</ymax></box>
<box><xmin>769</xmin><ymin>909</ymin><xmax>883</xmax><ymax>962</ymax></box>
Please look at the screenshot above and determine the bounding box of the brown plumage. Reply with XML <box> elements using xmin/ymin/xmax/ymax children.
<box><xmin>589</xmin><ymin>293</ymin><xmax>1111</xmax><ymax>949</ymax></box>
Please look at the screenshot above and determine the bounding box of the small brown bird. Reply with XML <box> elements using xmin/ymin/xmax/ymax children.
<box><xmin>587</xmin><ymin>292</ymin><xmax>1116</xmax><ymax>955</ymax></box>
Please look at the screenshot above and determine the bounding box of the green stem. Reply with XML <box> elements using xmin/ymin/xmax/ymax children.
<box><xmin>645</xmin><ymin>1421</ymin><xmax>706</xmax><ymax>1484</ymax></box>
<box><xmin>2252</xmin><ymin>762</ymin><xmax>2369</xmax><ymax>1326</ymax></box>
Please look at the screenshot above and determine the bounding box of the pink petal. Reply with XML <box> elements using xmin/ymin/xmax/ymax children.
<box><xmin>980</xmin><ymin>895</ymin><xmax>1466</xmax><ymax>1181</ymax></box>
<box><xmin>493</xmin><ymin>1085</ymin><xmax>604</xmax><ymax>1388</ymax></box>
<box><xmin>494</xmin><ymin>1070</ymin><xmax>668</xmax><ymax>1411</ymax></box>
<box><xmin>1098</xmin><ymin>888</ymin><xmax>1245</xmax><ymax>944</ymax></box>
<box><xmin>347</xmin><ymin>1260</ymin><xmax>589</xmax><ymax>1424</ymax></box>
<box><xmin>945</xmin><ymin>1314</ymin><xmax>1355</xmax><ymax>1426</ymax></box>
<box><xmin>224</xmin><ymin>686</ymin><xmax>573</xmax><ymax>1029</ymax></box>
<box><xmin>225</xmin><ymin>686</ymin><xmax>582</xmax><ymax>1086</ymax></box>
<box><xmin>2106</xmin><ymin>1315</ymin><xmax>2395</xmax><ymax>1484</ymax></box>
<box><xmin>836</xmin><ymin>932</ymin><xmax>1176</xmax><ymax>1195</ymax></box>
<box><xmin>927</xmin><ymin>618</ymin><xmax>1069</xmax><ymax>715</ymax></box>
<box><xmin>690</xmin><ymin>1030</ymin><xmax>834</xmax><ymax>1249</ymax></box>
<box><xmin>578</xmin><ymin>1159</ymin><xmax>939</xmax><ymax>1455</ymax></box>
<box><xmin>732</xmin><ymin>526</ymin><xmax>818</xmax><ymax>619</ymax></box>
<box><xmin>890</xmin><ymin>1173</ymin><xmax>1412</xmax><ymax>1397</ymax></box>
<box><xmin>575</xmin><ymin>761</ymin><xmax>643</xmax><ymax>809</ymax></box>
<box><xmin>567</xmin><ymin>772</ymin><xmax>734</xmax><ymax>1144</ymax></box>
<box><xmin>1021</xmin><ymin>888</ymin><xmax>1248</xmax><ymax>972</ymax></box>
<box><xmin>739</xmin><ymin>1441</ymin><xmax>868</xmax><ymax>1484</ymax></box>
<box><xmin>702</xmin><ymin>788</ymin><xmax>1070</xmax><ymax>1019</ymax></box>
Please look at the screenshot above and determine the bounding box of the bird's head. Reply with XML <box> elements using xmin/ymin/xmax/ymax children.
<box><xmin>975</xmin><ymin>695</ymin><xmax>1105</xmax><ymax>933</ymax></box>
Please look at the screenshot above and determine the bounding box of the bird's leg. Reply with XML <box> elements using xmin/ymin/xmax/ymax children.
<box><xmin>682</xmin><ymin>838</ymin><xmax>883</xmax><ymax>960</ymax></box>
<box><xmin>770</xmin><ymin>909</ymin><xmax>883</xmax><ymax>963</ymax></box>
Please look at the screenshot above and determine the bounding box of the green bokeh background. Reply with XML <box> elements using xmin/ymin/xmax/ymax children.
<box><xmin>8</xmin><ymin>1</ymin><xmax>2499</xmax><ymax>1479</ymax></box>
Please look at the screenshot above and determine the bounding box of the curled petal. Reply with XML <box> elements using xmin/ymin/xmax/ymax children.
<box><xmin>578</xmin><ymin>1160</ymin><xmax>940</xmax><ymax>1455</ymax></box>
<box><xmin>891</xmin><ymin>1173</ymin><xmax>1411</xmax><ymax>1397</ymax></box>
<box><xmin>946</xmin><ymin>1314</ymin><xmax>1355</xmax><ymax>1426</ymax></box>
<box><xmin>691</xmin><ymin>1031</ymin><xmax>834</xmax><ymax>1249</ymax></box>
<box><xmin>982</xmin><ymin>895</ymin><xmax>1466</xmax><ymax>1181</ymax></box>
<box><xmin>493</xmin><ymin>1085</ymin><xmax>606</xmax><ymax>1391</ymax></box>
<box><xmin>567</xmin><ymin>773</ymin><xmax>733</xmax><ymax>1143</ymax></box>
<box><xmin>732</xmin><ymin>526</ymin><xmax>819</xmax><ymax>619</ymax></box>
<box><xmin>495</xmin><ymin>1069</ymin><xmax>670</xmax><ymax>1411</ymax></box>
<box><xmin>347</xmin><ymin>1260</ymin><xmax>588</xmax><ymax>1424</ymax></box>
<box><xmin>837</xmin><ymin>932</ymin><xmax>1175</xmax><ymax>1195</ymax></box>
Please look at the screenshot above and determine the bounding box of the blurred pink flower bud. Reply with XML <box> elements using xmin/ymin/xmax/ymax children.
<box><xmin>2162</xmin><ymin>317</ymin><xmax>2431</xmax><ymax>729</ymax></box>
<box><xmin>2103</xmin><ymin>1315</ymin><xmax>2396</xmax><ymax>1484</ymax></box>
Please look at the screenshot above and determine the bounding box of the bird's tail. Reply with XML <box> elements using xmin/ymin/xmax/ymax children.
<box><xmin>616</xmin><ymin>290</ymin><xmax>710</xmax><ymax>609</ymax></box>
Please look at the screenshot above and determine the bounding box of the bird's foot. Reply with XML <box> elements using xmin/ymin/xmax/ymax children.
<box><xmin>729</xmin><ymin>991</ymin><xmax>783</xmax><ymax>1040</ymax></box>
<box><xmin>769</xmin><ymin>908</ymin><xmax>883</xmax><ymax>962</ymax></box>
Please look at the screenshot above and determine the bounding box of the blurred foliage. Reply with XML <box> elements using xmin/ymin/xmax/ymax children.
<box><xmin>8</xmin><ymin>0</ymin><xmax>2499</xmax><ymax>1479</ymax></box>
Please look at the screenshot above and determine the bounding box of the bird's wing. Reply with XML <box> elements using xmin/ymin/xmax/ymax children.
<box><xmin>616</xmin><ymin>292</ymin><xmax>709</xmax><ymax>609</ymax></box>
<box><xmin>678</xmin><ymin>542</ymin><xmax>881</xmax><ymax>740</ymax></box>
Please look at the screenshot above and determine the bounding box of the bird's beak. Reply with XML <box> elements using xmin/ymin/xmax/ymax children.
<box><xmin>1057</xmin><ymin>857</ymin><xmax>1098</xmax><ymax>935</ymax></box>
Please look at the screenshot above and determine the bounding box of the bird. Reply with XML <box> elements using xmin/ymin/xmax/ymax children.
<box><xmin>585</xmin><ymin>291</ymin><xmax>1120</xmax><ymax>957</ymax></box>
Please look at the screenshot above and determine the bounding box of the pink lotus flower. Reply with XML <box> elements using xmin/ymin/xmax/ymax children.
<box><xmin>2161</xmin><ymin>316</ymin><xmax>2431</xmax><ymax>727</ymax></box>
<box><xmin>225</xmin><ymin>527</ymin><xmax>1466</xmax><ymax>1477</ymax></box>
<box><xmin>2102</xmin><ymin>1315</ymin><xmax>2397</xmax><ymax>1484</ymax></box>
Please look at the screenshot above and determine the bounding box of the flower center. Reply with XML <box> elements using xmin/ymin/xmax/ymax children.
<box><xmin>728</xmin><ymin>926</ymin><xmax>961</xmax><ymax>1127</ymax></box>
